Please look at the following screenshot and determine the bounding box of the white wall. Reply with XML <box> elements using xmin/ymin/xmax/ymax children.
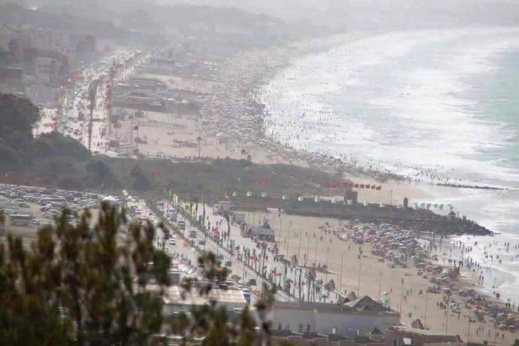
<box><xmin>273</xmin><ymin>308</ymin><xmax>316</xmax><ymax>333</ymax></box>
<box><xmin>315</xmin><ymin>312</ymin><xmax>400</xmax><ymax>336</ymax></box>
<box><xmin>273</xmin><ymin>307</ymin><xmax>400</xmax><ymax>336</ymax></box>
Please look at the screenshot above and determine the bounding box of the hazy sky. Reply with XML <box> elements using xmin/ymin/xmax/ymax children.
<box><xmin>7</xmin><ymin>0</ymin><xmax>519</xmax><ymax>32</ymax></box>
<box><xmin>158</xmin><ymin>0</ymin><xmax>519</xmax><ymax>30</ymax></box>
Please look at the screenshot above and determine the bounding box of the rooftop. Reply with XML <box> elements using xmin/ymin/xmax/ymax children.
<box><xmin>161</xmin><ymin>285</ymin><xmax>246</xmax><ymax>306</ymax></box>
<box><xmin>274</xmin><ymin>295</ymin><xmax>398</xmax><ymax>315</ymax></box>
<box><xmin>388</xmin><ymin>325</ymin><xmax>459</xmax><ymax>338</ymax></box>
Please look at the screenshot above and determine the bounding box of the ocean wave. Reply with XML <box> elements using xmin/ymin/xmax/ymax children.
<box><xmin>258</xmin><ymin>27</ymin><xmax>519</xmax><ymax>187</ymax></box>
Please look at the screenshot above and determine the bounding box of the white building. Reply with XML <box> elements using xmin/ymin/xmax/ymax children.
<box><xmin>272</xmin><ymin>295</ymin><xmax>400</xmax><ymax>337</ymax></box>
<box><xmin>160</xmin><ymin>284</ymin><xmax>249</xmax><ymax>317</ymax></box>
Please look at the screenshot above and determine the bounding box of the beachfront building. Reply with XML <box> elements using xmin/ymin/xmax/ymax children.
<box><xmin>384</xmin><ymin>326</ymin><xmax>462</xmax><ymax>346</ymax></box>
<box><xmin>271</xmin><ymin>330</ymin><xmax>387</xmax><ymax>346</ymax></box>
<box><xmin>272</xmin><ymin>295</ymin><xmax>400</xmax><ymax>337</ymax></box>
<box><xmin>159</xmin><ymin>284</ymin><xmax>249</xmax><ymax>317</ymax></box>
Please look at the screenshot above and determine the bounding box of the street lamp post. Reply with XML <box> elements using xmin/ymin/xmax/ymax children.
<box><xmin>357</xmin><ymin>247</ymin><xmax>363</xmax><ymax>295</ymax></box>
<box><xmin>305</xmin><ymin>234</ymin><xmax>311</xmax><ymax>266</ymax></box>
<box><xmin>277</xmin><ymin>211</ymin><xmax>282</xmax><ymax>240</ymax></box>
<box><xmin>378</xmin><ymin>270</ymin><xmax>383</xmax><ymax>300</ymax></box>
<box><xmin>467</xmin><ymin>318</ymin><xmax>471</xmax><ymax>343</ymax></box>
<box><xmin>297</xmin><ymin>231</ymin><xmax>302</xmax><ymax>265</ymax></box>
<box><xmin>285</xmin><ymin>220</ymin><xmax>292</xmax><ymax>255</ymax></box>
<box><xmin>445</xmin><ymin>291</ymin><xmax>451</xmax><ymax>334</ymax></box>
<box><xmin>399</xmin><ymin>278</ymin><xmax>404</xmax><ymax>317</ymax></box>
<box><xmin>325</xmin><ymin>246</ymin><xmax>331</xmax><ymax>284</ymax></box>
<box><xmin>314</xmin><ymin>237</ymin><xmax>318</xmax><ymax>268</ymax></box>
<box><xmin>338</xmin><ymin>253</ymin><xmax>344</xmax><ymax>300</ymax></box>
<box><xmin>424</xmin><ymin>291</ymin><xmax>429</xmax><ymax>327</ymax></box>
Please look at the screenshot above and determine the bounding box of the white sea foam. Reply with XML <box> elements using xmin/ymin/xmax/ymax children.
<box><xmin>259</xmin><ymin>27</ymin><xmax>519</xmax><ymax>185</ymax></box>
<box><xmin>258</xmin><ymin>27</ymin><xmax>519</xmax><ymax>304</ymax></box>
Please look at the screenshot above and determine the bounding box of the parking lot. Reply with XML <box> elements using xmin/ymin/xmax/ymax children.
<box><xmin>0</xmin><ymin>183</ymin><xmax>107</xmax><ymax>236</ymax></box>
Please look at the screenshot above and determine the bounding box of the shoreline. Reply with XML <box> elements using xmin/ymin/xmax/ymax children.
<box><xmin>206</xmin><ymin>31</ymin><xmax>513</xmax><ymax>208</ymax></box>
<box><xmin>202</xmin><ymin>31</ymin><xmax>519</xmax><ymax>326</ymax></box>
<box><xmin>109</xmin><ymin>29</ymin><xmax>518</xmax><ymax>334</ymax></box>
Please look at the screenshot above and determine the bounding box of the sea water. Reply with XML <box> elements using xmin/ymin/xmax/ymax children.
<box><xmin>257</xmin><ymin>27</ymin><xmax>519</xmax><ymax>304</ymax></box>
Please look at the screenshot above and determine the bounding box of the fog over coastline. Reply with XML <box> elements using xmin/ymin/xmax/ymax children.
<box><xmin>7</xmin><ymin>0</ymin><xmax>519</xmax><ymax>34</ymax></box>
<box><xmin>159</xmin><ymin>0</ymin><xmax>519</xmax><ymax>31</ymax></box>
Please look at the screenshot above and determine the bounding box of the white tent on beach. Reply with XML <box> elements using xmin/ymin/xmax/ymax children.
<box><xmin>103</xmin><ymin>195</ymin><xmax>119</xmax><ymax>203</ymax></box>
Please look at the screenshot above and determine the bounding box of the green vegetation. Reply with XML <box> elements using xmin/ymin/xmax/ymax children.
<box><xmin>0</xmin><ymin>94</ymin><xmax>338</xmax><ymax>199</ymax></box>
<box><xmin>102</xmin><ymin>157</ymin><xmax>340</xmax><ymax>200</ymax></box>
<box><xmin>34</xmin><ymin>132</ymin><xmax>91</xmax><ymax>160</ymax></box>
<box><xmin>0</xmin><ymin>93</ymin><xmax>40</xmax><ymax>168</ymax></box>
<box><xmin>0</xmin><ymin>204</ymin><xmax>274</xmax><ymax>345</ymax></box>
<box><xmin>129</xmin><ymin>164</ymin><xmax>152</xmax><ymax>192</ymax></box>
<box><xmin>0</xmin><ymin>204</ymin><xmax>168</xmax><ymax>345</ymax></box>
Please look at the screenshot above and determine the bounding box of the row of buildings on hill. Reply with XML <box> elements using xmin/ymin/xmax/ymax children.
<box><xmin>0</xmin><ymin>24</ymin><xmax>111</xmax><ymax>106</ymax></box>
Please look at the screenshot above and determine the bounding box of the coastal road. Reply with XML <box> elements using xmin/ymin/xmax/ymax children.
<box><xmin>156</xmin><ymin>203</ymin><xmax>294</xmax><ymax>302</ymax></box>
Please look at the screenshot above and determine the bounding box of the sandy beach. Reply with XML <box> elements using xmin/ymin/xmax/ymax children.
<box><xmin>109</xmin><ymin>31</ymin><xmax>519</xmax><ymax>343</ymax></box>
<box><xmin>239</xmin><ymin>210</ymin><xmax>518</xmax><ymax>344</ymax></box>
<box><xmin>116</xmin><ymin>31</ymin><xmax>427</xmax><ymax>203</ymax></box>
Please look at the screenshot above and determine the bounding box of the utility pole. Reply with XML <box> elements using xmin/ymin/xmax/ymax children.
<box><xmin>278</xmin><ymin>214</ymin><xmax>282</xmax><ymax>246</ymax></box>
<box><xmin>87</xmin><ymin>79</ymin><xmax>97</xmax><ymax>152</ymax></box>
<box><xmin>197</xmin><ymin>135</ymin><xmax>202</xmax><ymax>159</ymax></box>
<box><xmin>305</xmin><ymin>235</ymin><xmax>310</xmax><ymax>266</ymax></box>
<box><xmin>445</xmin><ymin>291</ymin><xmax>451</xmax><ymax>334</ymax></box>
<box><xmin>325</xmin><ymin>246</ymin><xmax>330</xmax><ymax>284</ymax></box>
<box><xmin>297</xmin><ymin>231</ymin><xmax>302</xmax><ymax>264</ymax></box>
<box><xmin>338</xmin><ymin>253</ymin><xmax>344</xmax><ymax>300</ymax></box>
<box><xmin>285</xmin><ymin>220</ymin><xmax>292</xmax><ymax>255</ymax></box>
<box><xmin>357</xmin><ymin>247</ymin><xmax>363</xmax><ymax>295</ymax></box>
<box><xmin>424</xmin><ymin>291</ymin><xmax>429</xmax><ymax>326</ymax></box>
<box><xmin>467</xmin><ymin>319</ymin><xmax>471</xmax><ymax>343</ymax></box>
<box><xmin>107</xmin><ymin>65</ymin><xmax>115</xmax><ymax>135</ymax></box>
